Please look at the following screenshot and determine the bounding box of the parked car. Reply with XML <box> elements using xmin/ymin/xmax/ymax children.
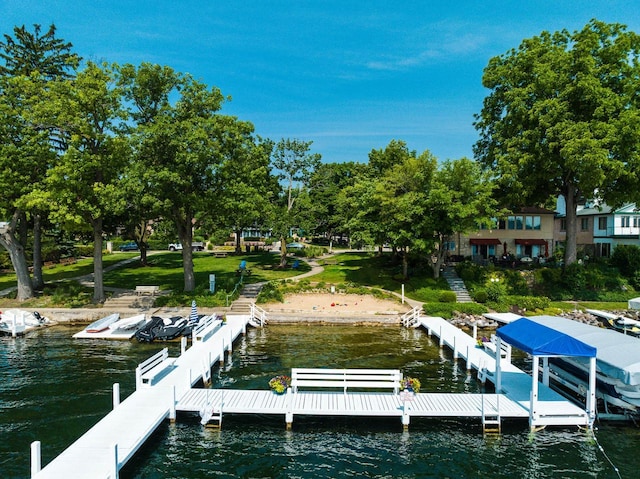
<box><xmin>168</xmin><ymin>243</ymin><xmax>183</xmax><ymax>251</ymax></box>
<box><xmin>286</xmin><ymin>242</ymin><xmax>305</xmax><ymax>250</ymax></box>
<box><xmin>119</xmin><ymin>242</ymin><xmax>138</xmax><ymax>251</ymax></box>
<box><xmin>168</xmin><ymin>242</ymin><xmax>205</xmax><ymax>251</ymax></box>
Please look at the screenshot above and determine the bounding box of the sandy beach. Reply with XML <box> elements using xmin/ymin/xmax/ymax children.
<box><xmin>261</xmin><ymin>292</ymin><xmax>412</xmax><ymax>316</ymax></box>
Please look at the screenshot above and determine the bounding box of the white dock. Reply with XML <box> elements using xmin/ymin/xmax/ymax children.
<box><xmin>416</xmin><ymin>315</ymin><xmax>592</xmax><ymax>428</ymax></box>
<box><xmin>31</xmin><ymin>311</ymin><xmax>592</xmax><ymax>478</ymax></box>
<box><xmin>177</xmin><ymin>388</ymin><xmax>529</xmax><ymax>423</ymax></box>
<box><xmin>32</xmin><ymin>314</ymin><xmax>250</xmax><ymax>479</ymax></box>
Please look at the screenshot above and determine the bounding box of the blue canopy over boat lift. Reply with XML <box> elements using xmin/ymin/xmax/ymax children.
<box><xmin>496</xmin><ymin>318</ymin><xmax>598</xmax><ymax>428</ymax></box>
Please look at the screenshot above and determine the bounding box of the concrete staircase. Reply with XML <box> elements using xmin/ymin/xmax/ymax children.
<box><xmin>103</xmin><ymin>292</ymin><xmax>155</xmax><ymax>310</ymax></box>
<box><xmin>442</xmin><ymin>267</ymin><xmax>473</xmax><ymax>303</ymax></box>
<box><xmin>229</xmin><ymin>283</ymin><xmax>263</xmax><ymax>313</ymax></box>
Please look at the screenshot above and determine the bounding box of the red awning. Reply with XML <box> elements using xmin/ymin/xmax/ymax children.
<box><xmin>515</xmin><ymin>239</ymin><xmax>547</xmax><ymax>246</ymax></box>
<box><xmin>469</xmin><ymin>238</ymin><xmax>502</xmax><ymax>245</ymax></box>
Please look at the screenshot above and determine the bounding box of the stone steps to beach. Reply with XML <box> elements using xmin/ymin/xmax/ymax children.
<box><xmin>442</xmin><ymin>267</ymin><xmax>473</xmax><ymax>303</ymax></box>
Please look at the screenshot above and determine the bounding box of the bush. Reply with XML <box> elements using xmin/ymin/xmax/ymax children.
<box><xmin>256</xmin><ymin>281</ymin><xmax>284</xmax><ymax>303</ymax></box>
<box><xmin>438</xmin><ymin>291</ymin><xmax>457</xmax><ymax>303</ymax></box>
<box><xmin>473</xmin><ymin>290</ymin><xmax>488</xmax><ymax>303</ymax></box>
<box><xmin>611</xmin><ymin>244</ymin><xmax>640</xmax><ymax>277</ymax></box>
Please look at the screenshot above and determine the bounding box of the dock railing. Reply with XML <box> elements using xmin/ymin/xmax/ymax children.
<box><xmin>401</xmin><ymin>307</ymin><xmax>422</xmax><ymax>328</ymax></box>
<box><xmin>250</xmin><ymin>303</ymin><xmax>268</xmax><ymax>327</ymax></box>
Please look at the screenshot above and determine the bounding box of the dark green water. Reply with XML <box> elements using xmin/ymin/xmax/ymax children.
<box><xmin>2</xmin><ymin>325</ymin><xmax>639</xmax><ymax>478</ymax></box>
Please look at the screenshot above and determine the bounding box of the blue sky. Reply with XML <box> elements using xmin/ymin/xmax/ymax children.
<box><xmin>2</xmin><ymin>1</ymin><xmax>640</xmax><ymax>164</ymax></box>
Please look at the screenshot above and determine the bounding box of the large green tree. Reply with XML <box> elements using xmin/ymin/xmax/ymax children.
<box><xmin>474</xmin><ymin>20</ymin><xmax>640</xmax><ymax>267</ymax></box>
<box><xmin>0</xmin><ymin>23</ymin><xmax>79</xmax><ymax>299</ymax></box>
<box><xmin>42</xmin><ymin>62</ymin><xmax>128</xmax><ymax>302</ymax></box>
<box><xmin>425</xmin><ymin>158</ymin><xmax>497</xmax><ymax>278</ymax></box>
<box><xmin>212</xmin><ymin>137</ymin><xmax>276</xmax><ymax>254</ymax></box>
<box><xmin>307</xmin><ymin>161</ymin><xmax>366</xmax><ymax>251</ymax></box>
<box><xmin>121</xmin><ymin>63</ymin><xmax>251</xmax><ymax>292</ymax></box>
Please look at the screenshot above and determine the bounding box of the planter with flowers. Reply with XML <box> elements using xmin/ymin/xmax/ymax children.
<box><xmin>400</xmin><ymin>377</ymin><xmax>421</xmax><ymax>394</ymax></box>
<box><xmin>268</xmin><ymin>375</ymin><xmax>291</xmax><ymax>395</ymax></box>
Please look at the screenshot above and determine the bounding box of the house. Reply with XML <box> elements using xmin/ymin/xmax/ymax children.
<box><xmin>555</xmin><ymin>202</ymin><xmax>640</xmax><ymax>258</ymax></box>
<box><xmin>456</xmin><ymin>207</ymin><xmax>556</xmax><ymax>263</ymax></box>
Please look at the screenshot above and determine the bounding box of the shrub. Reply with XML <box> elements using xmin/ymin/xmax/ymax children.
<box><xmin>473</xmin><ymin>290</ymin><xmax>488</xmax><ymax>303</ymax></box>
<box><xmin>611</xmin><ymin>244</ymin><xmax>640</xmax><ymax>277</ymax></box>
<box><xmin>438</xmin><ymin>291</ymin><xmax>457</xmax><ymax>303</ymax></box>
<box><xmin>256</xmin><ymin>281</ymin><xmax>284</xmax><ymax>304</ymax></box>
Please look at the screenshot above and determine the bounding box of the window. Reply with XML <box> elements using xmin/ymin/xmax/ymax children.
<box><xmin>634</xmin><ymin>217</ymin><xmax>639</xmax><ymax>228</ymax></box>
<box><xmin>580</xmin><ymin>218</ymin><xmax>589</xmax><ymax>231</ymax></box>
<box><xmin>560</xmin><ymin>219</ymin><xmax>566</xmax><ymax>232</ymax></box>
<box><xmin>598</xmin><ymin>217</ymin><xmax>607</xmax><ymax>230</ymax></box>
<box><xmin>525</xmin><ymin>215</ymin><xmax>541</xmax><ymax>230</ymax></box>
<box><xmin>508</xmin><ymin>216</ymin><xmax>515</xmax><ymax>230</ymax></box>
<box><xmin>498</xmin><ymin>219</ymin><xmax>506</xmax><ymax>230</ymax></box>
<box><xmin>621</xmin><ymin>216</ymin><xmax>630</xmax><ymax>228</ymax></box>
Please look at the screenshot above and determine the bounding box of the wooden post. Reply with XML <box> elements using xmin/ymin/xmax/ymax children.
<box><xmin>30</xmin><ymin>441</ymin><xmax>41</xmax><ymax>477</ymax></box>
<box><xmin>465</xmin><ymin>346</ymin><xmax>471</xmax><ymax>370</ymax></box>
<box><xmin>113</xmin><ymin>383</ymin><xmax>120</xmax><ymax>409</ymax></box>
<box><xmin>181</xmin><ymin>335</ymin><xmax>187</xmax><ymax>355</ymax></box>
<box><xmin>439</xmin><ymin>326</ymin><xmax>444</xmax><ymax>348</ymax></box>
<box><xmin>588</xmin><ymin>356</ymin><xmax>597</xmax><ymax>426</ymax></box>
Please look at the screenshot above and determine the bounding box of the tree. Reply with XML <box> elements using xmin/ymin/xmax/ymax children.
<box><xmin>41</xmin><ymin>62</ymin><xmax>128</xmax><ymax>303</ymax></box>
<box><xmin>212</xmin><ymin>137</ymin><xmax>276</xmax><ymax>254</ymax></box>
<box><xmin>474</xmin><ymin>20</ymin><xmax>640</xmax><ymax>267</ymax></box>
<box><xmin>307</xmin><ymin>162</ymin><xmax>366</xmax><ymax>251</ymax></box>
<box><xmin>425</xmin><ymin>158</ymin><xmax>497</xmax><ymax>278</ymax></box>
<box><xmin>270</xmin><ymin>138</ymin><xmax>321</xmax><ymax>267</ymax></box>
<box><xmin>0</xmin><ymin>24</ymin><xmax>79</xmax><ymax>79</ymax></box>
<box><xmin>121</xmin><ymin>63</ymin><xmax>247</xmax><ymax>292</ymax></box>
<box><xmin>0</xmin><ymin>24</ymin><xmax>79</xmax><ymax>298</ymax></box>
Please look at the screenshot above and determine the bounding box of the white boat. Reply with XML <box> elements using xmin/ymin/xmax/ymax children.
<box><xmin>108</xmin><ymin>314</ymin><xmax>146</xmax><ymax>331</ymax></box>
<box><xmin>0</xmin><ymin>309</ymin><xmax>48</xmax><ymax>336</ymax></box>
<box><xmin>84</xmin><ymin>313</ymin><xmax>120</xmax><ymax>333</ymax></box>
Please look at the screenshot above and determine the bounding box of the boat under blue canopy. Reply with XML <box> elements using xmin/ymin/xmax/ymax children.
<box><xmin>497</xmin><ymin>318</ymin><xmax>597</xmax><ymax>358</ymax></box>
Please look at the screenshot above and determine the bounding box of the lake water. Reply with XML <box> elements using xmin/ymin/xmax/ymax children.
<box><xmin>1</xmin><ymin>324</ymin><xmax>638</xmax><ymax>478</ymax></box>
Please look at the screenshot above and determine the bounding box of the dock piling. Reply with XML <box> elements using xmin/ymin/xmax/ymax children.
<box><xmin>30</xmin><ymin>441</ymin><xmax>41</xmax><ymax>477</ymax></box>
<box><xmin>111</xmin><ymin>443</ymin><xmax>119</xmax><ymax>479</ymax></box>
<box><xmin>113</xmin><ymin>383</ymin><xmax>120</xmax><ymax>409</ymax></box>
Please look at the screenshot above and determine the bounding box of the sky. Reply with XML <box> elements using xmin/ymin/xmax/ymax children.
<box><xmin>2</xmin><ymin>1</ymin><xmax>640</xmax><ymax>164</ymax></box>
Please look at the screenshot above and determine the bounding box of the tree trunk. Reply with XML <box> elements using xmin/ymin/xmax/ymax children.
<box><xmin>279</xmin><ymin>235</ymin><xmax>288</xmax><ymax>268</ymax></box>
<box><xmin>139</xmin><ymin>246</ymin><xmax>148</xmax><ymax>266</ymax></box>
<box><xmin>93</xmin><ymin>221</ymin><xmax>105</xmax><ymax>303</ymax></box>
<box><xmin>235</xmin><ymin>229</ymin><xmax>242</xmax><ymax>254</ymax></box>
<box><xmin>430</xmin><ymin>236</ymin><xmax>449</xmax><ymax>279</ymax></box>
<box><xmin>564</xmin><ymin>185</ymin><xmax>578</xmax><ymax>267</ymax></box>
<box><xmin>32</xmin><ymin>214</ymin><xmax>44</xmax><ymax>290</ymax></box>
<box><xmin>1</xmin><ymin>230</ymin><xmax>34</xmax><ymax>301</ymax></box>
<box><xmin>402</xmin><ymin>248</ymin><xmax>409</xmax><ymax>279</ymax></box>
<box><xmin>178</xmin><ymin>222</ymin><xmax>195</xmax><ymax>292</ymax></box>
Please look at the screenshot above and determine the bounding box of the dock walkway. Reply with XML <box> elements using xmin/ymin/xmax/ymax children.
<box><xmin>32</xmin><ymin>315</ymin><xmax>250</xmax><ymax>479</ymax></box>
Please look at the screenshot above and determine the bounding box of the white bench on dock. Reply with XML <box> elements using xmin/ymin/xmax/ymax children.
<box><xmin>135</xmin><ymin>285</ymin><xmax>160</xmax><ymax>296</ymax></box>
<box><xmin>291</xmin><ymin>368</ymin><xmax>402</xmax><ymax>394</ymax></box>
<box><xmin>136</xmin><ymin>348</ymin><xmax>175</xmax><ymax>387</ymax></box>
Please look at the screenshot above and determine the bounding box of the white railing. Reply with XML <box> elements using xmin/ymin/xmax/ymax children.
<box><xmin>401</xmin><ymin>307</ymin><xmax>422</xmax><ymax>328</ymax></box>
<box><xmin>250</xmin><ymin>303</ymin><xmax>268</xmax><ymax>327</ymax></box>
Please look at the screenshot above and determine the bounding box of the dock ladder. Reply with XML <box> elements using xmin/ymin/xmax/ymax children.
<box><xmin>401</xmin><ymin>307</ymin><xmax>422</xmax><ymax>328</ymax></box>
<box><xmin>200</xmin><ymin>391</ymin><xmax>224</xmax><ymax>429</ymax></box>
<box><xmin>481</xmin><ymin>394</ymin><xmax>501</xmax><ymax>435</ymax></box>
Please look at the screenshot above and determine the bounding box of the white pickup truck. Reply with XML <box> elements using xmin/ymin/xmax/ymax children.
<box><xmin>168</xmin><ymin>242</ymin><xmax>205</xmax><ymax>251</ymax></box>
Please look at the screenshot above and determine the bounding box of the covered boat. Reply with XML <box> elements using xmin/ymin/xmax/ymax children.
<box><xmin>526</xmin><ymin>315</ymin><xmax>640</xmax><ymax>420</ymax></box>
